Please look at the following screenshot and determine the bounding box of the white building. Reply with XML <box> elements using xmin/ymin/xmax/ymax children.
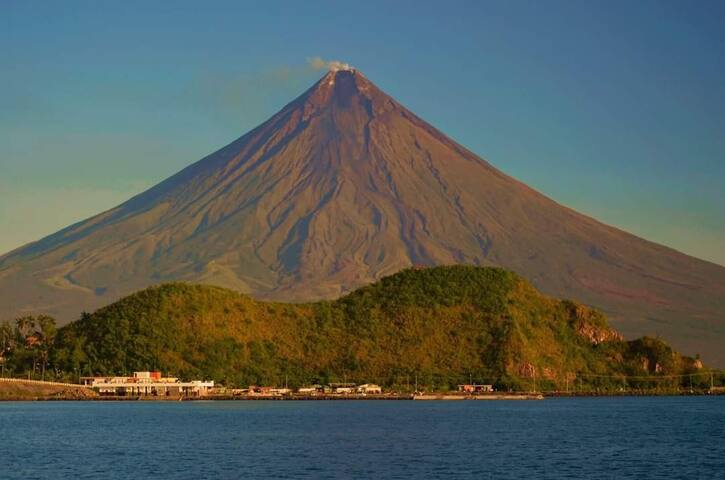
<box><xmin>248</xmin><ymin>386</ymin><xmax>292</xmax><ymax>396</ymax></box>
<box><xmin>298</xmin><ymin>385</ymin><xmax>323</xmax><ymax>395</ymax></box>
<box><xmin>356</xmin><ymin>383</ymin><xmax>382</xmax><ymax>394</ymax></box>
<box><xmin>82</xmin><ymin>371</ymin><xmax>214</xmax><ymax>397</ymax></box>
<box><xmin>333</xmin><ymin>386</ymin><xmax>355</xmax><ymax>394</ymax></box>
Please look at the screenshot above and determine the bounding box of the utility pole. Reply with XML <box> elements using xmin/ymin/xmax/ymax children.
<box><xmin>565</xmin><ymin>375</ymin><xmax>569</xmax><ymax>394</ymax></box>
<box><xmin>415</xmin><ymin>374</ymin><xmax>418</xmax><ymax>393</ymax></box>
<box><xmin>533</xmin><ymin>370</ymin><xmax>537</xmax><ymax>393</ymax></box>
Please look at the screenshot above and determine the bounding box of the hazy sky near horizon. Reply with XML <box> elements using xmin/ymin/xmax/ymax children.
<box><xmin>1</xmin><ymin>1</ymin><xmax>724</xmax><ymax>265</ymax></box>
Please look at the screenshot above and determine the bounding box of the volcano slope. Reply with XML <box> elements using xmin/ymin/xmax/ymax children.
<box><xmin>1</xmin><ymin>68</ymin><xmax>724</xmax><ymax>364</ymax></box>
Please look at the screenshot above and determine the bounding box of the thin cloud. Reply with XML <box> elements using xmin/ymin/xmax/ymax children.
<box><xmin>307</xmin><ymin>57</ymin><xmax>353</xmax><ymax>72</ymax></box>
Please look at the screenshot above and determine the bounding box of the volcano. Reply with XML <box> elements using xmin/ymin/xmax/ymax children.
<box><xmin>2</xmin><ymin>68</ymin><xmax>724</xmax><ymax>364</ymax></box>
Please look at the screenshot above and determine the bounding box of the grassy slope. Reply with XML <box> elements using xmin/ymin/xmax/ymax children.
<box><xmin>0</xmin><ymin>381</ymin><xmax>96</xmax><ymax>400</ymax></box>
<box><xmin>52</xmin><ymin>266</ymin><xmax>702</xmax><ymax>390</ymax></box>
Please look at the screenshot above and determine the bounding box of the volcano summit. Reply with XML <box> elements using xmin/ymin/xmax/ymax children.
<box><xmin>2</xmin><ymin>69</ymin><xmax>724</xmax><ymax>363</ymax></box>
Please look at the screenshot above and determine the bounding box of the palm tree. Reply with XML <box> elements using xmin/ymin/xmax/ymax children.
<box><xmin>35</xmin><ymin>316</ymin><xmax>57</xmax><ymax>381</ymax></box>
<box><xmin>14</xmin><ymin>316</ymin><xmax>36</xmax><ymax>378</ymax></box>
<box><xmin>0</xmin><ymin>321</ymin><xmax>13</xmax><ymax>377</ymax></box>
<box><xmin>15</xmin><ymin>316</ymin><xmax>35</xmax><ymax>340</ymax></box>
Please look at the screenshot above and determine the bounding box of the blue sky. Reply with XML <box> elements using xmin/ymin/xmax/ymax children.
<box><xmin>1</xmin><ymin>0</ymin><xmax>724</xmax><ymax>265</ymax></box>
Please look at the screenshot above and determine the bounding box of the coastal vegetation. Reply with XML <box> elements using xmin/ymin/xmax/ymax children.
<box><xmin>0</xmin><ymin>266</ymin><xmax>718</xmax><ymax>392</ymax></box>
<box><xmin>0</xmin><ymin>315</ymin><xmax>56</xmax><ymax>380</ymax></box>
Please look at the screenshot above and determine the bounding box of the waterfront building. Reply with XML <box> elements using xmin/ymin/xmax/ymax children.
<box><xmin>248</xmin><ymin>386</ymin><xmax>291</xmax><ymax>396</ymax></box>
<box><xmin>297</xmin><ymin>385</ymin><xmax>324</xmax><ymax>395</ymax></box>
<box><xmin>326</xmin><ymin>382</ymin><xmax>357</xmax><ymax>394</ymax></box>
<box><xmin>356</xmin><ymin>384</ymin><xmax>382</xmax><ymax>394</ymax></box>
<box><xmin>81</xmin><ymin>371</ymin><xmax>214</xmax><ymax>397</ymax></box>
<box><xmin>457</xmin><ymin>384</ymin><xmax>494</xmax><ymax>393</ymax></box>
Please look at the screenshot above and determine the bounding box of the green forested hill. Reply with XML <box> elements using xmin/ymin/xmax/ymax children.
<box><xmin>50</xmin><ymin>266</ymin><xmax>704</xmax><ymax>391</ymax></box>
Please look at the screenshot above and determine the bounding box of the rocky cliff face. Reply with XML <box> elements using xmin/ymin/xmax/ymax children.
<box><xmin>568</xmin><ymin>303</ymin><xmax>624</xmax><ymax>345</ymax></box>
<box><xmin>1</xmin><ymin>68</ymin><xmax>724</xmax><ymax>364</ymax></box>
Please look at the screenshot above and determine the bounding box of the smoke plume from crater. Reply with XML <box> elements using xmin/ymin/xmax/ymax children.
<box><xmin>307</xmin><ymin>57</ymin><xmax>354</xmax><ymax>72</ymax></box>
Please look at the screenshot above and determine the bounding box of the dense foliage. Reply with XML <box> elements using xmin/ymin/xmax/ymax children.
<box><xmin>0</xmin><ymin>315</ymin><xmax>57</xmax><ymax>380</ymax></box>
<box><xmin>2</xmin><ymin>266</ymin><xmax>713</xmax><ymax>391</ymax></box>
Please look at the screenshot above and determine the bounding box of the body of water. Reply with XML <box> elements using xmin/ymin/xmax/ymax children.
<box><xmin>1</xmin><ymin>397</ymin><xmax>723</xmax><ymax>479</ymax></box>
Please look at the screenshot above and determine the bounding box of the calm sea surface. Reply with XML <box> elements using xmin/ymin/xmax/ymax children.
<box><xmin>1</xmin><ymin>397</ymin><xmax>723</xmax><ymax>479</ymax></box>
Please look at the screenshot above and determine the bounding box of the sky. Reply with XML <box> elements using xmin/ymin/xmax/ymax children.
<box><xmin>1</xmin><ymin>0</ymin><xmax>724</xmax><ymax>265</ymax></box>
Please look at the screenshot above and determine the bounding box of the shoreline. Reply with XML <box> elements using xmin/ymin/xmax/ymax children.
<box><xmin>1</xmin><ymin>378</ymin><xmax>722</xmax><ymax>402</ymax></box>
<box><xmin>2</xmin><ymin>391</ymin><xmax>723</xmax><ymax>402</ymax></box>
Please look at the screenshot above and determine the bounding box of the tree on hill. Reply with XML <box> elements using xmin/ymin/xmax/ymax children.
<box><xmin>46</xmin><ymin>266</ymin><xmax>709</xmax><ymax>392</ymax></box>
<box><xmin>0</xmin><ymin>315</ymin><xmax>58</xmax><ymax>380</ymax></box>
<box><xmin>36</xmin><ymin>316</ymin><xmax>57</xmax><ymax>380</ymax></box>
